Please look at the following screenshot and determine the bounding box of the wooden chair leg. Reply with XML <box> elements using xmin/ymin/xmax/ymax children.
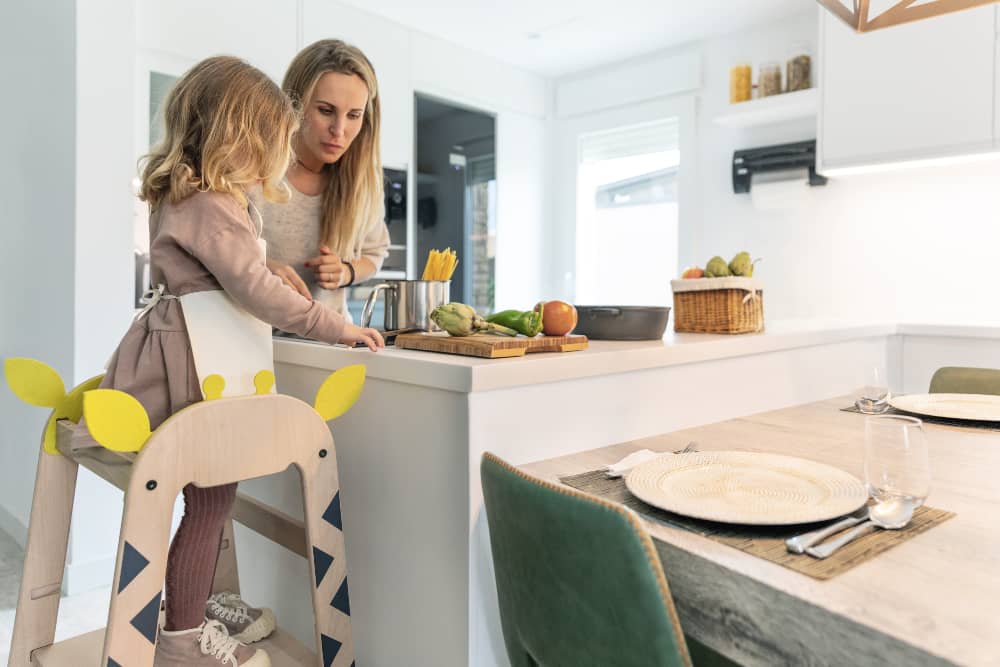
<box><xmin>211</xmin><ymin>517</ymin><xmax>240</xmax><ymax>595</ymax></box>
<box><xmin>102</xmin><ymin>478</ymin><xmax>177</xmax><ymax>667</ymax></box>
<box><xmin>7</xmin><ymin>447</ymin><xmax>79</xmax><ymax>667</ymax></box>
<box><xmin>300</xmin><ymin>455</ymin><xmax>354</xmax><ymax>667</ymax></box>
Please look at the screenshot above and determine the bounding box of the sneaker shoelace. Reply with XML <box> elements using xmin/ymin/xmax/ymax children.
<box><xmin>199</xmin><ymin>620</ymin><xmax>243</xmax><ymax>666</ymax></box>
<box><xmin>208</xmin><ymin>592</ymin><xmax>250</xmax><ymax>623</ymax></box>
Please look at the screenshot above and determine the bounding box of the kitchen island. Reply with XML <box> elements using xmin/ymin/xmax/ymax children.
<box><xmin>229</xmin><ymin>320</ymin><xmax>995</xmax><ymax>667</ymax></box>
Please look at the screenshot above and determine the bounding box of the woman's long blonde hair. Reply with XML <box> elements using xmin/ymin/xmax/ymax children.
<box><xmin>283</xmin><ymin>40</ymin><xmax>384</xmax><ymax>259</ymax></box>
<box><xmin>140</xmin><ymin>56</ymin><xmax>298</xmax><ymax>209</ymax></box>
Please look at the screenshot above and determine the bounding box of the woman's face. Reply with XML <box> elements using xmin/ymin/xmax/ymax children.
<box><xmin>297</xmin><ymin>71</ymin><xmax>369</xmax><ymax>165</ymax></box>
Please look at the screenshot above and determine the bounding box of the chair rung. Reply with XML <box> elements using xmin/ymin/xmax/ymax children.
<box><xmin>29</xmin><ymin>583</ymin><xmax>61</xmax><ymax>600</ymax></box>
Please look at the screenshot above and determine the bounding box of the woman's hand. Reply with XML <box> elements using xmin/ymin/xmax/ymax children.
<box><xmin>266</xmin><ymin>259</ymin><xmax>312</xmax><ymax>300</ymax></box>
<box><xmin>340</xmin><ymin>324</ymin><xmax>385</xmax><ymax>352</ymax></box>
<box><xmin>306</xmin><ymin>245</ymin><xmax>350</xmax><ymax>290</ymax></box>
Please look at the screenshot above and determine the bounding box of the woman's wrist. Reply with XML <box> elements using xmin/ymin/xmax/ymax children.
<box><xmin>342</xmin><ymin>260</ymin><xmax>355</xmax><ymax>287</ymax></box>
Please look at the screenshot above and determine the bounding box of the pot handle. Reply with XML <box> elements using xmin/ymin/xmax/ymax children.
<box><xmin>361</xmin><ymin>283</ymin><xmax>392</xmax><ymax>328</ymax></box>
<box><xmin>588</xmin><ymin>307</ymin><xmax>623</xmax><ymax>317</ymax></box>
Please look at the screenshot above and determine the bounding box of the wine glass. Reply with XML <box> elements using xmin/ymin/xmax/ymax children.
<box><xmin>856</xmin><ymin>365</ymin><xmax>890</xmax><ymax>414</ymax></box>
<box><xmin>864</xmin><ymin>415</ymin><xmax>930</xmax><ymax>526</ymax></box>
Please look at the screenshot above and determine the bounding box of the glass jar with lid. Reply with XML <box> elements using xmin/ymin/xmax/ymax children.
<box><xmin>759</xmin><ymin>62</ymin><xmax>782</xmax><ymax>97</ymax></box>
<box><xmin>729</xmin><ymin>61</ymin><xmax>752</xmax><ymax>104</ymax></box>
<box><xmin>786</xmin><ymin>42</ymin><xmax>812</xmax><ymax>92</ymax></box>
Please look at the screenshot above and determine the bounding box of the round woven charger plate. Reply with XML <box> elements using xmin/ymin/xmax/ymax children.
<box><xmin>889</xmin><ymin>393</ymin><xmax>1000</xmax><ymax>421</ymax></box>
<box><xmin>625</xmin><ymin>451</ymin><xmax>867</xmax><ymax>526</ymax></box>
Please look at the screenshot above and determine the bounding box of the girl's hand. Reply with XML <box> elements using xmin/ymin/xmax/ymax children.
<box><xmin>306</xmin><ymin>245</ymin><xmax>349</xmax><ymax>290</ymax></box>
<box><xmin>340</xmin><ymin>324</ymin><xmax>385</xmax><ymax>352</ymax></box>
<box><xmin>266</xmin><ymin>259</ymin><xmax>312</xmax><ymax>300</ymax></box>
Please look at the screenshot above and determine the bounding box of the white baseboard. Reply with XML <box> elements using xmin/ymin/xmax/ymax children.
<box><xmin>63</xmin><ymin>555</ymin><xmax>116</xmax><ymax>597</ymax></box>
<box><xmin>0</xmin><ymin>502</ymin><xmax>28</xmax><ymax>548</ymax></box>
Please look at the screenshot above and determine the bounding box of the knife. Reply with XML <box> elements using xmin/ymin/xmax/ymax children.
<box><xmin>784</xmin><ymin>507</ymin><xmax>870</xmax><ymax>554</ymax></box>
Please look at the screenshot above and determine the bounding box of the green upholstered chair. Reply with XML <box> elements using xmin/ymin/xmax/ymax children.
<box><xmin>481</xmin><ymin>452</ymin><xmax>738</xmax><ymax>667</ymax></box>
<box><xmin>928</xmin><ymin>367</ymin><xmax>1000</xmax><ymax>395</ymax></box>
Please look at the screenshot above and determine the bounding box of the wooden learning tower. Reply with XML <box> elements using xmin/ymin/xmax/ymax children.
<box><xmin>4</xmin><ymin>358</ymin><xmax>366</xmax><ymax>667</ymax></box>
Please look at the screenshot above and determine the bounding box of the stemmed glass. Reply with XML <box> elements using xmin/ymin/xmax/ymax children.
<box><xmin>864</xmin><ymin>415</ymin><xmax>930</xmax><ymax>527</ymax></box>
<box><xmin>856</xmin><ymin>365</ymin><xmax>890</xmax><ymax>414</ymax></box>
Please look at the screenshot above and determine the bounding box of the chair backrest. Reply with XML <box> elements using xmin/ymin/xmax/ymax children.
<box><xmin>929</xmin><ymin>366</ymin><xmax>1000</xmax><ymax>395</ymax></box>
<box><xmin>480</xmin><ymin>453</ymin><xmax>691</xmax><ymax>667</ymax></box>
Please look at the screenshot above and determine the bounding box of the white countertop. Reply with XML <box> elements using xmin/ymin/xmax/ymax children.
<box><xmin>274</xmin><ymin>320</ymin><xmax>929</xmax><ymax>392</ymax></box>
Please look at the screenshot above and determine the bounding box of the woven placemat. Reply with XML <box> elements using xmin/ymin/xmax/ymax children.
<box><xmin>560</xmin><ymin>469</ymin><xmax>954</xmax><ymax>580</ymax></box>
<box><xmin>840</xmin><ymin>404</ymin><xmax>1000</xmax><ymax>431</ymax></box>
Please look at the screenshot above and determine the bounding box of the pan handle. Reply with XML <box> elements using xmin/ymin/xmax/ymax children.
<box><xmin>588</xmin><ymin>307</ymin><xmax>623</xmax><ymax>317</ymax></box>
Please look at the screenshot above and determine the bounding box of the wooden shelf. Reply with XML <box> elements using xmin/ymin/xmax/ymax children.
<box><xmin>713</xmin><ymin>88</ymin><xmax>818</xmax><ymax>128</ymax></box>
<box><xmin>32</xmin><ymin>626</ymin><xmax>316</xmax><ymax>666</ymax></box>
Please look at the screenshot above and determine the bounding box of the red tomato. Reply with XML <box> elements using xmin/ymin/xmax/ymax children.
<box><xmin>535</xmin><ymin>301</ymin><xmax>578</xmax><ymax>336</ymax></box>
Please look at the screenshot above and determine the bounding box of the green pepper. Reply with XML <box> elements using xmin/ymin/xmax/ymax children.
<box><xmin>486</xmin><ymin>305</ymin><xmax>544</xmax><ymax>337</ymax></box>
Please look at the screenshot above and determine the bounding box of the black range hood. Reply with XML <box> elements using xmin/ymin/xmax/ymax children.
<box><xmin>732</xmin><ymin>139</ymin><xmax>827</xmax><ymax>194</ymax></box>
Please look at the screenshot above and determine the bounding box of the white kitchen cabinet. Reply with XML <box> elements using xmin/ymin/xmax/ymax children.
<box><xmin>136</xmin><ymin>0</ymin><xmax>298</xmax><ymax>82</ymax></box>
<box><xmin>819</xmin><ymin>6</ymin><xmax>997</xmax><ymax>172</ymax></box>
<box><xmin>302</xmin><ymin>0</ymin><xmax>413</xmax><ymax>170</ymax></box>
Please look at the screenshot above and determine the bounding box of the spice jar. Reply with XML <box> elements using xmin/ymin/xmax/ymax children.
<box><xmin>729</xmin><ymin>63</ymin><xmax>752</xmax><ymax>103</ymax></box>
<box><xmin>786</xmin><ymin>43</ymin><xmax>811</xmax><ymax>92</ymax></box>
<box><xmin>759</xmin><ymin>62</ymin><xmax>782</xmax><ymax>97</ymax></box>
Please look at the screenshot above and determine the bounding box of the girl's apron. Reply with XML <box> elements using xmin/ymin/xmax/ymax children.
<box><xmin>135</xmin><ymin>202</ymin><xmax>274</xmax><ymax>399</ymax></box>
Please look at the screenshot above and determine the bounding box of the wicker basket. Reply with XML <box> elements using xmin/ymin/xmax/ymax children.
<box><xmin>670</xmin><ymin>277</ymin><xmax>764</xmax><ymax>334</ymax></box>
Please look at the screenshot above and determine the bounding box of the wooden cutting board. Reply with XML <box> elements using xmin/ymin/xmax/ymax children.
<box><xmin>395</xmin><ymin>332</ymin><xmax>528</xmax><ymax>358</ymax></box>
<box><xmin>395</xmin><ymin>333</ymin><xmax>589</xmax><ymax>358</ymax></box>
<box><xmin>525</xmin><ymin>334</ymin><xmax>589</xmax><ymax>353</ymax></box>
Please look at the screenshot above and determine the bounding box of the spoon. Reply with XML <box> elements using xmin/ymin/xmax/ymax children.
<box><xmin>805</xmin><ymin>497</ymin><xmax>916</xmax><ymax>559</ymax></box>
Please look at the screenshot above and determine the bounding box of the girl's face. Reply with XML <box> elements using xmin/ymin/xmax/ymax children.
<box><xmin>297</xmin><ymin>71</ymin><xmax>369</xmax><ymax>166</ymax></box>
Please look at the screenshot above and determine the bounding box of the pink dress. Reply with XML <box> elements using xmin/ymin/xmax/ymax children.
<box><xmin>101</xmin><ymin>191</ymin><xmax>347</xmax><ymax>429</ymax></box>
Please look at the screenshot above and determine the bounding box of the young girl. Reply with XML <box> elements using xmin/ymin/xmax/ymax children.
<box><xmin>253</xmin><ymin>39</ymin><xmax>389</xmax><ymax>315</ymax></box>
<box><xmin>101</xmin><ymin>56</ymin><xmax>383</xmax><ymax>667</ymax></box>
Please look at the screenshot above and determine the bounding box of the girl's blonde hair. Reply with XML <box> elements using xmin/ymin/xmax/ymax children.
<box><xmin>283</xmin><ymin>40</ymin><xmax>383</xmax><ymax>259</ymax></box>
<box><xmin>140</xmin><ymin>56</ymin><xmax>298</xmax><ymax>209</ymax></box>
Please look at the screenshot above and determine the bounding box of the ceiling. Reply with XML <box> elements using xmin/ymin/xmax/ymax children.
<box><xmin>339</xmin><ymin>0</ymin><xmax>810</xmax><ymax>77</ymax></box>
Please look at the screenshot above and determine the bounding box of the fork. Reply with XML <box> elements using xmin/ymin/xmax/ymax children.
<box><xmin>673</xmin><ymin>442</ymin><xmax>698</xmax><ymax>454</ymax></box>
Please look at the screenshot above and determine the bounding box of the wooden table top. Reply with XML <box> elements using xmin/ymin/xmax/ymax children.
<box><xmin>520</xmin><ymin>396</ymin><xmax>1000</xmax><ymax>666</ymax></box>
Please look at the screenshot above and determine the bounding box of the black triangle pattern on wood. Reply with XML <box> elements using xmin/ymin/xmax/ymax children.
<box><xmin>321</xmin><ymin>634</ymin><xmax>342</xmax><ymax>667</ymax></box>
<box><xmin>118</xmin><ymin>541</ymin><xmax>149</xmax><ymax>594</ymax></box>
<box><xmin>313</xmin><ymin>546</ymin><xmax>334</xmax><ymax>587</ymax></box>
<box><xmin>130</xmin><ymin>592</ymin><xmax>162</xmax><ymax>644</ymax></box>
<box><xmin>322</xmin><ymin>492</ymin><xmax>342</xmax><ymax>530</ymax></box>
<box><xmin>331</xmin><ymin>578</ymin><xmax>350</xmax><ymax>616</ymax></box>
<box><xmin>108</xmin><ymin>659</ymin><xmax>123</xmax><ymax>667</ymax></box>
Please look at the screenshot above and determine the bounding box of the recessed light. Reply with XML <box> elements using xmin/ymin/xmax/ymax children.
<box><xmin>527</xmin><ymin>32</ymin><xmax>541</xmax><ymax>40</ymax></box>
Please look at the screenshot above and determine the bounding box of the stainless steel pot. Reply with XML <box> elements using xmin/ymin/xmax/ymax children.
<box><xmin>361</xmin><ymin>280</ymin><xmax>450</xmax><ymax>331</ymax></box>
<box><xmin>572</xmin><ymin>305</ymin><xmax>671</xmax><ymax>340</ymax></box>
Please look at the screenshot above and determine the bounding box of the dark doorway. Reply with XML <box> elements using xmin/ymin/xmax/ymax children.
<box><xmin>414</xmin><ymin>95</ymin><xmax>496</xmax><ymax>313</ymax></box>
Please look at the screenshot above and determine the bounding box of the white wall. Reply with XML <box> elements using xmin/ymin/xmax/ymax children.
<box><xmin>0</xmin><ymin>0</ymin><xmax>78</xmax><ymax>548</ymax></box>
<box><xmin>552</xmin><ymin>7</ymin><xmax>1000</xmax><ymax>326</ymax></box>
<box><xmin>0</xmin><ymin>0</ymin><xmax>136</xmax><ymax>594</ymax></box>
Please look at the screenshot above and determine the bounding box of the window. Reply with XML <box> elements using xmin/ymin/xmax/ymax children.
<box><xmin>575</xmin><ymin>119</ymin><xmax>680</xmax><ymax>306</ymax></box>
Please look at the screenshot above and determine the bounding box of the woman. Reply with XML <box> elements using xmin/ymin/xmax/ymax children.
<box><xmin>253</xmin><ymin>39</ymin><xmax>389</xmax><ymax>318</ymax></box>
<box><xmin>206</xmin><ymin>40</ymin><xmax>388</xmax><ymax>646</ymax></box>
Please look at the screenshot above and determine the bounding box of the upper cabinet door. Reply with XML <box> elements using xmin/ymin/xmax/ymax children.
<box><xmin>819</xmin><ymin>6</ymin><xmax>996</xmax><ymax>171</ymax></box>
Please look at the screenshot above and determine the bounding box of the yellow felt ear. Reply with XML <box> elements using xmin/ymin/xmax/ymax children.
<box><xmin>203</xmin><ymin>375</ymin><xmax>225</xmax><ymax>401</ymax></box>
<box><xmin>254</xmin><ymin>370</ymin><xmax>275</xmax><ymax>395</ymax></box>
<box><xmin>314</xmin><ymin>364</ymin><xmax>366</xmax><ymax>422</ymax></box>
<box><xmin>83</xmin><ymin>389</ymin><xmax>152</xmax><ymax>452</ymax></box>
<box><xmin>5</xmin><ymin>358</ymin><xmax>66</xmax><ymax>408</ymax></box>
<box><xmin>42</xmin><ymin>374</ymin><xmax>104</xmax><ymax>455</ymax></box>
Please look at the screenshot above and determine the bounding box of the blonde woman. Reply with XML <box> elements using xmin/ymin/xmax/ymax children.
<box><xmin>250</xmin><ymin>39</ymin><xmax>389</xmax><ymax>318</ymax></box>
<box><xmin>101</xmin><ymin>56</ymin><xmax>383</xmax><ymax>667</ymax></box>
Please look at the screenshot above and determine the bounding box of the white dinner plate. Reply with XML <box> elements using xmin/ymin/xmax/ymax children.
<box><xmin>889</xmin><ymin>393</ymin><xmax>1000</xmax><ymax>422</ymax></box>
<box><xmin>624</xmin><ymin>451</ymin><xmax>867</xmax><ymax>526</ymax></box>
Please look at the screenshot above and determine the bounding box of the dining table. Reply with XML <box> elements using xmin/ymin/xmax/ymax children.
<box><xmin>519</xmin><ymin>396</ymin><xmax>1000</xmax><ymax>666</ymax></box>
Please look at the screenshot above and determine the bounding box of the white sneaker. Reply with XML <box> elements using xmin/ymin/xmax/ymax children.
<box><xmin>155</xmin><ymin>620</ymin><xmax>270</xmax><ymax>667</ymax></box>
<box><xmin>206</xmin><ymin>591</ymin><xmax>277</xmax><ymax>643</ymax></box>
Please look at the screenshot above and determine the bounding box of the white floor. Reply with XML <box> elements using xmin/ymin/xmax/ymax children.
<box><xmin>0</xmin><ymin>528</ymin><xmax>110</xmax><ymax>663</ymax></box>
